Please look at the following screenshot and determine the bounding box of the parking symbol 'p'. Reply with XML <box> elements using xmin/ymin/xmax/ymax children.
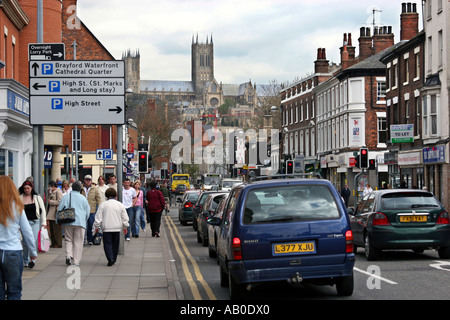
<box><xmin>49</xmin><ymin>81</ymin><xmax>61</xmax><ymax>92</ymax></box>
<box><xmin>42</xmin><ymin>63</ymin><xmax>53</xmax><ymax>75</ymax></box>
<box><xmin>52</xmin><ymin>98</ymin><xmax>63</xmax><ymax>110</ymax></box>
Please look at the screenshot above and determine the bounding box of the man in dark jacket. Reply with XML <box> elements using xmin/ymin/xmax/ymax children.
<box><xmin>145</xmin><ymin>181</ymin><xmax>165</xmax><ymax>237</ymax></box>
<box><xmin>341</xmin><ymin>184</ymin><xmax>351</xmax><ymax>208</ymax></box>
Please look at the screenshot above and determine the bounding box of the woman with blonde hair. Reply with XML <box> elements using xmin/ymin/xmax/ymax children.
<box><xmin>0</xmin><ymin>176</ymin><xmax>37</xmax><ymax>300</ymax></box>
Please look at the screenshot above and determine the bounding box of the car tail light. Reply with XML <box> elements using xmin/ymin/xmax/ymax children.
<box><xmin>437</xmin><ymin>211</ymin><xmax>450</xmax><ymax>224</ymax></box>
<box><xmin>232</xmin><ymin>237</ymin><xmax>242</xmax><ymax>260</ymax></box>
<box><xmin>373</xmin><ymin>212</ymin><xmax>391</xmax><ymax>225</ymax></box>
<box><xmin>345</xmin><ymin>230</ymin><xmax>353</xmax><ymax>253</ymax></box>
<box><xmin>184</xmin><ymin>202</ymin><xmax>193</xmax><ymax>208</ymax></box>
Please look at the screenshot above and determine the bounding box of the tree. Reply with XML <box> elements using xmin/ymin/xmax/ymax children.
<box><xmin>250</xmin><ymin>79</ymin><xmax>282</xmax><ymax>130</ymax></box>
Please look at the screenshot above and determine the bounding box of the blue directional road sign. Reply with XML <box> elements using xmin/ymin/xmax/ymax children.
<box><xmin>96</xmin><ymin>149</ymin><xmax>113</xmax><ymax>161</ymax></box>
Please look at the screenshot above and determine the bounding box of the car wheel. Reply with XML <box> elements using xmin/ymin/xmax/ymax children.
<box><xmin>438</xmin><ymin>246</ymin><xmax>450</xmax><ymax>259</ymax></box>
<box><xmin>220</xmin><ymin>264</ymin><xmax>229</xmax><ymax>288</ymax></box>
<box><xmin>336</xmin><ymin>272</ymin><xmax>354</xmax><ymax>296</ymax></box>
<box><xmin>208</xmin><ymin>244</ymin><xmax>216</xmax><ymax>258</ymax></box>
<box><xmin>365</xmin><ymin>233</ymin><xmax>380</xmax><ymax>261</ymax></box>
<box><xmin>229</xmin><ymin>272</ymin><xmax>247</xmax><ymax>300</ymax></box>
<box><xmin>202</xmin><ymin>233</ymin><xmax>208</xmax><ymax>247</ymax></box>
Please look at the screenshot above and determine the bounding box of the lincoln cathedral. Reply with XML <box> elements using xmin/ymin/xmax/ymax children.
<box><xmin>123</xmin><ymin>34</ymin><xmax>259</xmax><ymax>115</ymax></box>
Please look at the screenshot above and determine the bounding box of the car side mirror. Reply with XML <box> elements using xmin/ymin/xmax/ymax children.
<box><xmin>347</xmin><ymin>207</ymin><xmax>355</xmax><ymax>215</ymax></box>
<box><xmin>207</xmin><ymin>217</ymin><xmax>221</xmax><ymax>226</ymax></box>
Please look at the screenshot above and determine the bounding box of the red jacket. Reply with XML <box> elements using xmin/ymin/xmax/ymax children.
<box><xmin>146</xmin><ymin>189</ymin><xmax>165</xmax><ymax>213</ymax></box>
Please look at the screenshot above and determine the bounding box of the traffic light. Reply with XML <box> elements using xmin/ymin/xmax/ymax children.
<box><xmin>172</xmin><ymin>163</ymin><xmax>177</xmax><ymax>173</ymax></box>
<box><xmin>64</xmin><ymin>157</ymin><xmax>71</xmax><ymax>173</ymax></box>
<box><xmin>78</xmin><ymin>154</ymin><xmax>83</xmax><ymax>169</ymax></box>
<box><xmin>360</xmin><ymin>148</ymin><xmax>369</xmax><ymax>168</ymax></box>
<box><xmin>286</xmin><ymin>160</ymin><xmax>294</xmax><ymax>174</ymax></box>
<box><xmin>138</xmin><ymin>151</ymin><xmax>148</xmax><ymax>173</ymax></box>
<box><xmin>369</xmin><ymin>159</ymin><xmax>376</xmax><ymax>170</ymax></box>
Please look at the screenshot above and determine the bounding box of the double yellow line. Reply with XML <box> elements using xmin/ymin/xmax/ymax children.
<box><xmin>165</xmin><ymin>216</ymin><xmax>216</xmax><ymax>300</ymax></box>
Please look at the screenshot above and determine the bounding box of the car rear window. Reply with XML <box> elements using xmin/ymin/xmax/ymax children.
<box><xmin>187</xmin><ymin>192</ymin><xmax>200</xmax><ymax>201</ymax></box>
<box><xmin>243</xmin><ymin>185</ymin><xmax>340</xmax><ymax>224</ymax></box>
<box><xmin>381</xmin><ymin>192</ymin><xmax>441</xmax><ymax>210</ymax></box>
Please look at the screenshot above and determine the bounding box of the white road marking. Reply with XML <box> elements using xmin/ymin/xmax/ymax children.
<box><xmin>354</xmin><ymin>267</ymin><xmax>398</xmax><ymax>285</ymax></box>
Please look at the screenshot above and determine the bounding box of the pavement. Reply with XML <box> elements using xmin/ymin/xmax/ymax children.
<box><xmin>21</xmin><ymin>217</ymin><xmax>184</xmax><ymax>300</ymax></box>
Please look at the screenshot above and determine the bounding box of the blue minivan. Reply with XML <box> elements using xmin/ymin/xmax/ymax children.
<box><xmin>209</xmin><ymin>177</ymin><xmax>355</xmax><ymax>299</ymax></box>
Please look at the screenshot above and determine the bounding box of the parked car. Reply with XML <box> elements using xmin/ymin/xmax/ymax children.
<box><xmin>209</xmin><ymin>177</ymin><xmax>355</xmax><ymax>299</ymax></box>
<box><xmin>193</xmin><ymin>191</ymin><xmax>223</xmax><ymax>231</ymax></box>
<box><xmin>349</xmin><ymin>189</ymin><xmax>450</xmax><ymax>260</ymax></box>
<box><xmin>178</xmin><ymin>190</ymin><xmax>201</xmax><ymax>226</ymax></box>
<box><xmin>207</xmin><ymin>195</ymin><xmax>229</xmax><ymax>259</ymax></box>
<box><xmin>197</xmin><ymin>192</ymin><xmax>228</xmax><ymax>247</ymax></box>
<box><xmin>221</xmin><ymin>179</ymin><xmax>242</xmax><ymax>192</ymax></box>
<box><xmin>175</xmin><ymin>184</ymin><xmax>187</xmax><ymax>196</ymax></box>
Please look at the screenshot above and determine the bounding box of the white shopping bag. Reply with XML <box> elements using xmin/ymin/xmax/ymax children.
<box><xmin>38</xmin><ymin>227</ymin><xmax>50</xmax><ymax>253</ymax></box>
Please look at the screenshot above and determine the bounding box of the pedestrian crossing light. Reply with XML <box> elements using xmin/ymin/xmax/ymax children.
<box><xmin>286</xmin><ymin>160</ymin><xmax>294</xmax><ymax>174</ymax></box>
<box><xmin>360</xmin><ymin>148</ymin><xmax>369</xmax><ymax>169</ymax></box>
<box><xmin>138</xmin><ymin>151</ymin><xmax>148</xmax><ymax>173</ymax></box>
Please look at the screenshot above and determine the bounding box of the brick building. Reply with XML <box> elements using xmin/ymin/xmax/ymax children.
<box><xmin>60</xmin><ymin>0</ymin><xmax>137</xmax><ymax>182</ymax></box>
<box><xmin>0</xmin><ymin>0</ymin><xmax>31</xmax><ymax>186</ymax></box>
<box><xmin>380</xmin><ymin>3</ymin><xmax>425</xmax><ymax>190</ymax></box>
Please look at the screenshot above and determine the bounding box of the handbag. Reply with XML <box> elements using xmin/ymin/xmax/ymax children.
<box><xmin>93</xmin><ymin>230</ymin><xmax>102</xmax><ymax>246</ymax></box>
<box><xmin>56</xmin><ymin>193</ymin><xmax>76</xmax><ymax>224</ymax></box>
<box><xmin>38</xmin><ymin>227</ymin><xmax>50</xmax><ymax>253</ymax></box>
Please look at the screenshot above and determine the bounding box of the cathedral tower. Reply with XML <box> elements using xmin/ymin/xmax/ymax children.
<box><xmin>123</xmin><ymin>49</ymin><xmax>141</xmax><ymax>94</ymax></box>
<box><xmin>191</xmin><ymin>34</ymin><xmax>214</xmax><ymax>99</ymax></box>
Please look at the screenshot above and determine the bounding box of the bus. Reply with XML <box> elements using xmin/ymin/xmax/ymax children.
<box><xmin>171</xmin><ymin>173</ymin><xmax>190</xmax><ymax>192</ymax></box>
<box><xmin>201</xmin><ymin>173</ymin><xmax>222</xmax><ymax>190</ymax></box>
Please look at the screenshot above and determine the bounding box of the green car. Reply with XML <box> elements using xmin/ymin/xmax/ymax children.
<box><xmin>349</xmin><ymin>189</ymin><xmax>450</xmax><ymax>260</ymax></box>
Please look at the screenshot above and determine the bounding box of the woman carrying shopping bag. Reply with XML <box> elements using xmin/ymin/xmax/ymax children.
<box><xmin>57</xmin><ymin>181</ymin><xmax>90</xmax><ymax>266</ymax></box>
<box><xmin>18</xmin><ymin>180</ymin><xmax>46</xmax><ymax>268</ymax></box>
<box><xmin>93</xmin><ymin>188</ymin><xmax>129</xmax><ymax>266</ymax></box>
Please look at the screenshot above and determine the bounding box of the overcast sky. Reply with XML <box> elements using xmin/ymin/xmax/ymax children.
<box><xmin>77</xmin><ymin>0</ymin><xmax>422</xmax><ymax>86</ymax></box>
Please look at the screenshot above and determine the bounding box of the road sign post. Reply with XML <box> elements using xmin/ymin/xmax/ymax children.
<box><xmin>29</xmin><ymin>60</ymin><xmax>125</xmax><ymax>125</ymax></box>
<box><xmin>29</xmin><ymin>43</ymin><xmax>65</xmax><ymax>61</ymax></box>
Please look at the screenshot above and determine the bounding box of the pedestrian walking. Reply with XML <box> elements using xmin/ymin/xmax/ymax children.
<box><xmin>146</xmin><ymin>180</ymin><xmax>165</xmax><ymax>237</ymax></box>
<box><xmin>82</xmin><ymin>175</ymin><xmax>102</xmax><ymax>245</ymax></box>
<box><xmin>363</xmin><ymin>184</ymin><xmax>373</xmax><ymax>196</ymax></box>
<box><xmin>160</xmin><ymin>182</ymin><xmax>170</xmax><ymax>214</ymax></box>
<box><xmin>18</xmin><ymin>180</ymin><xmax>46</xmax><ymax>268</ymax></box>
<box><xmin>57</xmin><ymin>181</ymin><xmax>90</xmax><ymax>266</ymax></box>
<box><xmin>0</xmin><ymin>176</ymin><xmax>37</xmax><ymax>300</ymax></box>
<box><xmin>93</xmin><ymin>188</ymin><xmax>129</xmax><ymax>266</ymax></box>
<box><xmin>340</xmin><ymin>184</ymin><xmax>351</xmax><ymax>208</ymax></box>
<box><xmin>47</xmin><ymin>180</ymin><xmax>63</xmax><ymax>248</ymax></box>
<box><xmin>132</xmin><ymin>180</ymin><xmax>145</xmax><ymax>237</ymax></box>
<box><xmin>122</xmin><ymin>178</ymin><xmax>137</xmax><ymax>240</ymax></box>
<box><xmin>97</xmin><ymin>176</ymin><xmax>108</xmax><ymax>202</ymax></box>
<box><xmin>107</xmin><ymin>174</ymin><xmax>118</xmax><ymax>192</ymax></box>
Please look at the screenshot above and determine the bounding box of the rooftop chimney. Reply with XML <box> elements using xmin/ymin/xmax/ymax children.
<box><xmin>400</xmin><ymin>2</ymin><xmax>419</xmax><ymax>41</ymax></box>
<box><xmin>358</xmin><ymin>27</ymin><xmax>373</xmax><ymax>60</ymax></box>
<box><xmin>340</xmin><ymin>33</ymin><xmax>356</xmax><ymax>69</ymax></box>
<box><xmin>373</xmin><ymin>26</ymin><xmax>394</xmax><ymax>53</ymax></box>
<box><xmin>314</xmin><ymin>48</ymin><xmax>329</xmax><ymax>73</ymax></box>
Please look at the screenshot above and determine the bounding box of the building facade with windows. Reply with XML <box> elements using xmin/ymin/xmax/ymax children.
<box><xmin>380</xmin><ymin>2</ymin><xmax>425</xmax><ymax>191</ymax></box>
<box><xmin>420</xmin><ymin>0</ymin><xmax>449</xmax><ymax>208</ymax></box>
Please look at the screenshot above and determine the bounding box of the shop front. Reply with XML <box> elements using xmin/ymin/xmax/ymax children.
<box><xmin>0</xmin><ymin>80</ymin><xmax>33</xmax><ymax>186</ymax></box>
